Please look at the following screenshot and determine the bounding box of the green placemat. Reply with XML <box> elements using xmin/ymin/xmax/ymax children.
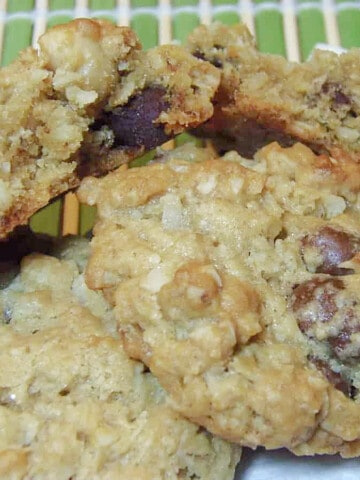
<box><xmin>1</xmin><ymin>0</ymin><xmax>34</xmax><ymax>66</ymax></box>
<box><xmin>337</xmin><ymin>7</ymin><xmax>360</xmax><ymax>48</ymax></box>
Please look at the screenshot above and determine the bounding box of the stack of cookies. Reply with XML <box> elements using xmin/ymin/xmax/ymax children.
<box><xmin>1</xmin><ymin>17</ymin><xmax>360</xmax><ymax>479</ymax></box>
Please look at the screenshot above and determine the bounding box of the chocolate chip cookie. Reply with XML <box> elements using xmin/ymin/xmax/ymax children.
<box><xmin>78</xmin><ymin>141</ymin><xmax>360</xmax><ymax>457</ymax></box>
<box><xmin>0</xmin><ymin>18</ymin><xmax>220</xmax><ymax>238</ymax></box>
<box><xmin>187</xmin><ymin>22</ymin><xmax>360</xmax><ymax>162</ymax></box>
<box><xmin>0</xmin><ymin>233</ymin><xmax>239</xmax><ymax>479</ymax></box>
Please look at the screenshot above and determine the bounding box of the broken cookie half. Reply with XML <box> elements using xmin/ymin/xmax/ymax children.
<box><xmin>187</xmin><ymin>22</ymin><xmax>360</xmax><ymax>162</ymax></box>
<box><xmin>0</xmin><ymin>18</ymin><xmax>220</xmax><ymax>238</ymax></box>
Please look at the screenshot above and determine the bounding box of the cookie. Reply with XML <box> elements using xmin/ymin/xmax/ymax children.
<box><xmin>186</xmin><ymin>22</ymin><xmax>360</xmax><ymax>161</ymax></box>
<box><xmin>0</xmin><ymin>18</ymin><xmax>220</xmax><ymax>238</ymax></box>
<box><xmin>0</xmin><ymin>233</ymin><xmax>240</xmax><ymax>479</ymax></box>
<box><xmin>78</xmin><ymin>141</ymin><xmax>360</xmax><ymax>457</ymax></box>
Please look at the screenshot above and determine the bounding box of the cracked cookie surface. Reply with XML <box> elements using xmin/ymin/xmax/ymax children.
<box><xmin>79</xmin><ymin>141</ymin><xmax>360</xmax><ymax>457</ymax></box>
<box><xmin>0</xmin><ymin>233</ymin><xmax>239</xmax><ymax>480</ymax></box>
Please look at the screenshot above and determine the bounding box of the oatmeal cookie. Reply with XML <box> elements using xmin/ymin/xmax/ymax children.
<box><xmin>79</xmin><ymin>141</ymin><xmax>360</xmax><ymax>457</ymax></box>
<box><xmin>0</xmin><ymin>18</ymin><xmax>220</xmax><ymax>238</ymax></box>
<box><xmin>187</xmin><ymin>22</ymin><xmax>360</xmax><ymax>162</ymax></box>
<box><xmin>0</xmin><ymin>234</ymin><xmax>239</xmax><ymax>479</ymax></box>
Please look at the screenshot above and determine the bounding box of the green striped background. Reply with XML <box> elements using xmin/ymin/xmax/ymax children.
<box><xmin>1</xmin><ymin>0</ymin><xmax>360</xmax><ymax>235</ymax></box>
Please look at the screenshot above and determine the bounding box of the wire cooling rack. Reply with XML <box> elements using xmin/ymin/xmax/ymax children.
<box><xmin>1</xmin><ymin>0</ymin><xmax>360</xmax><ymax>237</ymax></box>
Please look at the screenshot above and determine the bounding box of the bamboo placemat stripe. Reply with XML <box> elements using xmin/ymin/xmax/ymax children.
<box><xmin>239</xmin><ymin>0</ymin><xmax>255</xmax><ymax>34</ymax></box>
<box><xmin>0</xmin><ymin>0</ymin><xmax>6</xmax><ymax>64</ymax></box>
<box><xmin>1</xmin><ymin>1</ymin><xmax>360</xmax><ymax>22</ymax></box>
<box><xmin>282</xmin><ymin>0</ymin><xmax>301</xmax><ymax>60</ymax></box>
<box><xmin>62</xmin><ymin>0</ymin><xmax>83</xmax><ymax>235</ymax></box>
<box><xmin>1</xmin><ymin>0</ymin><xmax>359</xmax><ymax>237</ymax></box>
<box><xmin>32</xmin><ymin>0</ymin><xmax>47</xmax><ymax>45</ymax></box>
<box><xmin>117</xmin><ymin>0</ymin><xmax>130</xmax><ymax>26</ymax></box>
<box><xmin>323</xmin><ymin>0</ymin><xmax>341</xmax><ymax>46</ymax></box>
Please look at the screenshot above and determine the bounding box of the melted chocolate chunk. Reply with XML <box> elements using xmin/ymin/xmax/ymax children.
<box><xmin>104</xmin><ymin>87</ymin><xmax>171</xmax><ymax>151</ymax></box>
<box><xmin>302</xmin><ymin>226</ymin><xmax>360</xmax><ymax>275</ymax></box>
<box><xmin>292</xmin><ymin>277</ymin><xmax>344</xmax><ymax>331</ymax></box>
<box><xmin>193</xmin><ymin>116</ymin><xmax>298</xmax><ymax>159</ymax></box>
<box><xmin>334</xmin><ymin>90</ymin><xmax>351</xmax><ymax>106</ymax></box>
<box><xmin>292</xmin><ymin>277</ymin><xmax>360</xmax><ymax>361</ymax></box>
<box><xmin>309</xmin><ymin>356</ymin><xmax>355</xmax><ymax>398</ymax></box>
<box><xmin>192</xmin><ymin>49</ymin><xmax>206</xmax><ymax>62</ymax></box>
<box><xmin>328</xmin><ymin>309</ymin><xmax>360</xmax><ymax>359</ymax></box>
<box><xmin>192</xmin><ymin>49</ymin><xmax>223</xmax><ymax>68</ymax></box>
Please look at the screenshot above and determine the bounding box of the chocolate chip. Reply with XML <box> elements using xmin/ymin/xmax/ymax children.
<box><xmin>192</xmin><ymin>49</ymin><xmax>223</xmax><ymax>68</ymax></box>
<box><xmin>105</xmin><ymin>87</ymin><xmax>171</xmax><ymax>151</ymax></box>
<box><xmin>328</xmin><ymin>309</ymin><xmax>360</xmax><ymax>359</ymax></box>
<box><xmin>209</xmin><ymin>57</ymin><xmax>223</xmax><ymax>68</ymax></box>
<box><xmin>292</xmin><ymin>277</ymin><xmax>360</xmax><ymax>361</ymax></box>
<box><xmin>302</xmin><ymin>226</ymin><xmax>360</xmax><ymax>275</ymax></box>
<box><xmin>59</xmin><ymin>388</ymin><xmax>70</xmax><ymax>396</ymax></box>
<box><xmin>334</xmin><ymin>90</ymin><xmax>351</xmax><ymax>105</ymax></box>
<box><xmin>292</xmin><ymin>277</ymin><xmax>344</xmax><ymax>331</ymax></box>
<box><xmin>309</xmin><ymin>356</ymin><xmax>354</xmax><ymax>397</ymax></box>
<box><xmin>330</xmin><ymin>329</ymin><xmax>352</xmax><ymax>353</ymax></box>
<box><xmin>192</xmin><ymin>49</ymin><xmax>206</xmax><ymax>62</ymax></box>
<box><xmin>193</xmin><ymin>116</ymin><xmax>298</xmax><ymax>159</ymax></box>
<box><xmin>321</xmin><ymin>82</ymin><xmax>352</xmax><ymax>107</ymax></box>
